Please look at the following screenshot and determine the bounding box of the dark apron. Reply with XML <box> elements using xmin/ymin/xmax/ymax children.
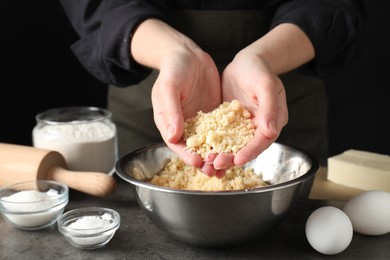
<box><xmin>108</xmin><ymin>9</ymin><xmax>328</xmax><ymax>163</ymax></box>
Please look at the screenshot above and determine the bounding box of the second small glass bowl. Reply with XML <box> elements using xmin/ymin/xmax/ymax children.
<box><xmin>58</xmin><ymin>207</ymin><xmax>120</xmax><ymax>250</ymax></box>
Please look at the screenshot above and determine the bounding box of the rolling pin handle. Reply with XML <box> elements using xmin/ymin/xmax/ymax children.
<box><xmin>47</xmin><ymin>166</ymin><xmax>117</xmax><ymax>197</ymax></box>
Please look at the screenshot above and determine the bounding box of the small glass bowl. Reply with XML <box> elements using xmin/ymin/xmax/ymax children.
<box><xmin>58</xmin><ymin>207</ymin><xmax>120</xmax><ymax>250</ymax></box>
<box><xmin>0</xmin><ymin>180</ymin><xmax>69</xmax><ymax>230</ymax></box>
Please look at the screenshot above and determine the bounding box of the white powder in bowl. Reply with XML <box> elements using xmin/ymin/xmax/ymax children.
<box><xmin>67</xmin><ymin>213</ymin><xmax>114</xmax><ymax>246</ymax></box>
<box><xmin>33</xmin><ymin>121</ymin><xmax>117</xmax><ymax>174</ymax></box>
<box><xmin>2</xmin><ymin>190</ymin><xmax>57</xmax><ymax>211</ymax></box>
<box><xmin>69</xmin><ymin>213</ymin><xmax>112</xmax><ymax>229</ymax></box>
<box><xmin>1</xmin><ymin>190</ymin><xmax>64</xmax><ymax>228</ymax></box>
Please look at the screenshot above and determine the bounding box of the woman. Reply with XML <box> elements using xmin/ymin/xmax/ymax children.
<box><xmin>59</xmin><ymin>0</ymin><xmax>368</xmax><ymax>176</ymax></box>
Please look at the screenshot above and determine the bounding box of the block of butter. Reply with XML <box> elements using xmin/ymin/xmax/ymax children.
<box><xmin>327</xmin><ymin>149</ymin><xmax>390</xmax><ymax>192</ymax></box>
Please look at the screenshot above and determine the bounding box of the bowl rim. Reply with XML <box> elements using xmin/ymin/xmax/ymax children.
<box><xmin>115</xmin><ymin>142</ymin><xmax>319</xmax><ymax>195</ymax></box>
<box><xmin>58</xmin><ymin>206</ymin><xmax>120</xmax><ymax>236</ymax></box>
<box><xmin>0</xmin><ymin>180</ymin><xmax>69</xmax><ymax>213</ymax></box>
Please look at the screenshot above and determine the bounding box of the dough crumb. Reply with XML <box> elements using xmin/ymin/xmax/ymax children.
<box><xmin>183</xmin><ymin>100</ymin><xmax>255</xmax><ymax>158</ymax></box>
<box><xmin>149</xmin><ymin>157</ymin><xmax>268</xmax><ymax>191</ymax></box>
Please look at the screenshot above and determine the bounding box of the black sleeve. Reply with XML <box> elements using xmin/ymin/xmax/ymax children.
<box><xmin>59</xmin><ymin>0</ymin><xmax>370</xmax><ymax>85</ymax></box>
<box><xmin>59</xmin><ymin>0</ymin><xmax>165</xmax><ymax>86</ymax></box>
<box><xmin>271</xmin><ymin>0</ymin><xmax>369</xmax><ymax>77</ymax></box>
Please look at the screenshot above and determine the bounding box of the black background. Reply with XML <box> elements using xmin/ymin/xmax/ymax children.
<box><xmin>0</xmin><ymin>1</ymin><xmax>107</xmax><ymax>146</ymax></box>
<box><xmin>324</xmin><ymin>1</ymin><xmax>390</xmax><ymax>156</ymax></box>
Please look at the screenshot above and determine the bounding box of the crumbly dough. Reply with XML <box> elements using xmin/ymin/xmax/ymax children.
<box><xmin>149</xmin><ymin>157</ymin><xmax>268</xmax><ymax>191</ymax></box>
<box><xmin>183</xmin><ymin>99</ymin><xmax>255</xmax><ymax>158</ymax></box>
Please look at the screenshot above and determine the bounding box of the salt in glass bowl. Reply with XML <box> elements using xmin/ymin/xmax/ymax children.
<box><xmin>58</xmin><ymin>207</ymin><xmax>120</xmax><ymax>250</ymax></box>
<box><xmin>0</xmin><ymin>180</ymin><xmax>69</xmax><ymax>230</ymax></box>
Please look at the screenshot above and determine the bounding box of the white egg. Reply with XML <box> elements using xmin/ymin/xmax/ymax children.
<box><xmin>305</xmin><ymin>206</ymin><xmax>353</xmax><ymax>255</ymax></box>
<box><xmin>343</xmin><ymin>190</ymin><xmax>390</xmax><ymax>236</ymax></box>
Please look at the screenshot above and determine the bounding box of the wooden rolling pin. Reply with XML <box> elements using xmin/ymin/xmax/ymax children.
<box><xmin>0</xmin><ymin>143</ymin><xmax>116</xmax><ymax>197</ymax></box>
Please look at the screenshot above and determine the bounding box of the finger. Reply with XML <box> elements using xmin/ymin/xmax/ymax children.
<box><xmin>213</xmin><ymin>153</ymin><xmax>234</xmax><ymax>170</ymax></box>
<box><xmin>256</xmin><ymin>77</ymin><xmax>288</xmax><ymax>140</ymax></box>
<box><xmin>233</xmin><ymin>128</ymin><xmax>274</xmax><ymax>166</ymax></box>
<box><xmin>215</xmin><ymin>169</ymin><xmax>226</xmax><ymax>179</ymax></box>
<box><xmin>151</xmin><ymin>76</ymin><xmax>184</xmax><ymax>144</ymax></box>
<box><xmin>200</xmin><ymin>162</ymin><xmax>217</xmax><ymax>177</ymax></box>
<box><xmin>165</xmin><ymin>140</ymin><xmax>203</xmax><ymax>168</ymax></box>
<box><xmin>204</xmin><ymin>152</ymin><xmax>217</xmax><ymax>163</ymax></box>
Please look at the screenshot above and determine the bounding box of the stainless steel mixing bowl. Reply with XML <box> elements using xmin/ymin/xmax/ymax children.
<box><xmin>115</xmin><ymin>142</ymin><xmax>318</xmax><ymax>247</ymax></box>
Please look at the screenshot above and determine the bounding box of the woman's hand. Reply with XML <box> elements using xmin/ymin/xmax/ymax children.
<box><xmin>220</xmin><ymin>52</ymin><xmax>288</xmax><ymax>167</ymax></box>
<box><xmin>208</xmin><ymin>23</ymin><xmax>315</xmax><ymax>170</ymax></box>
<box><xmin>151</xmin><ymin>41</ymin><xmax>221</xmax><ymax>170</ymax></box>
<box><xmin>131</xmin><ymin>19</ymin><xmax>221</xmax><ymax>170</ymax></box>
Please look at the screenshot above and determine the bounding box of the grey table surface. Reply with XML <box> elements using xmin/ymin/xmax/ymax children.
<box><xmin>1</xmin><ymin>175</ymin><xmax>389</xmax><ymax>260</ymax></box>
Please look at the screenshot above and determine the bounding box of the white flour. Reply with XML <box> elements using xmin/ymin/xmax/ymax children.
<box><xmin>2</xmin><ymin>189</ymin><xmax>58</xmax><ymax>212</ymax></box>
<box><xmin>67</xmin><ymin>213</ymin><xmax>114</xmax><ymax>246</ymax></box>
<box><xmin>1</xmin><ymin>189</ymin><xmax>62</xmax><ymax>228</ymax></box>
<box><xmin>69</xmin><ymin>213</ymin><xmax>112</xmax><ymax>229</ymax></box>
<box><xmin>33</xmin><ymin>121</ymin><xmax>117</xmax><ymax>174</ymax></box>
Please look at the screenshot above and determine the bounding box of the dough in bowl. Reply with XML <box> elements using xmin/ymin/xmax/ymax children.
<box><xmin>183</xmin><ymin>99</ymin><xmax>255</xmax><ymax>158</ymax></box>
<box><xmin>149</xmin><ymin>157</ymin><xmax>268</xmax><ymax>191</ymax></box>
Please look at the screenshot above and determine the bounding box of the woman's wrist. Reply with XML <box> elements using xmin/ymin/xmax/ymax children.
<box><xmin>239</xmin><ymin>23</ymin><xmax>315</xmax><ymax>75</ymax></box>
<box><xmin>130</xmin><ymin>18</ymin><xmax>201</xmax><ymax>70</ymax></box>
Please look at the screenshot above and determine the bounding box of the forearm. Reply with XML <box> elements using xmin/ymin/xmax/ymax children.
<box><xmin>271</xmin><ymin>0</ymin><xmax>368</xmax><ymax>77</ymax></box>
<box><xmin>240</xmin><ymin>23</ymin><xmax>315</xmax><ymax>75</ymax></box>
<box><xmin>58</xmin><ymin>0</ymin><xmax>164</xmax><ymax>85</ymax></box>
<box><xmin>131</xmin><ymin>19</ymin><xmax>201</xmax><ymax>70</ymax></box>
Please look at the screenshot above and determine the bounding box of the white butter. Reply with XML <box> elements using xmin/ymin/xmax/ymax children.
<box><xmin>327</xmin><ymin>150</ymin><xmax>390</xmax><ymax>192</ymax></box>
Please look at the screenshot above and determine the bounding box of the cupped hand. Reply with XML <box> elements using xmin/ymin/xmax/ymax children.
<box><xmin>215</xmin><ymin>50</ymin><xmax>289</xmax><ymax>168</ymax></box>
<box><xmin>151</xmin><ymin>41</ymin><xmax>222</xmax><ymax>172</ymax></box>
<box><xmin>131</xmin><ymin>19</ymin><xmax>222</xmax><ymax>175</ymax></box>
<box><xmin>203</xmin><ymin>23</ymin><xmax>315</xmax><ymax>173</ymax></box>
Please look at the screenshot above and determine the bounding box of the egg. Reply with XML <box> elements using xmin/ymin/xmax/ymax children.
<box><xmin>343</xmin><ymin>190</ymin><xmax>390</xmax><ymax>236</ymax></box>
<box><xmin>305</xmin><ymin>206</ymin><xmax>353</xmax><ymax>255</ymax></box>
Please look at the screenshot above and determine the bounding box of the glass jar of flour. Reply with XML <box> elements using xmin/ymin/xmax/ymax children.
<box><xmin>32</xmin><ymin>107</ymin><xmax>118</xmax><ymax>174</ymax></box>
